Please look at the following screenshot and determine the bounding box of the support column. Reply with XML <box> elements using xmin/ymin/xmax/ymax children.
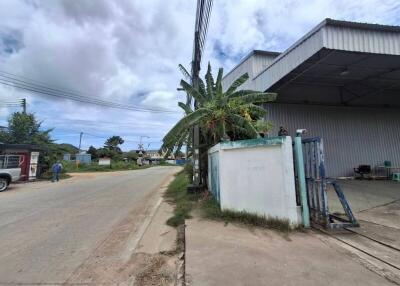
<box><xmin>294</xmin><ymin>131</ymin><xmax>310</xmax><ymax>228</ymax></box>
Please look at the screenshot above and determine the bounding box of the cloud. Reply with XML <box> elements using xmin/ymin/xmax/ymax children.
<box><xmin>208</xmin><ymin>0</ymin><xmax>400</xmax><ymax>70</ymax></box>
<box><xmin>0</xmin><ymin>0</ymin><xmax>399</xmax><ymax>150</ymax></box>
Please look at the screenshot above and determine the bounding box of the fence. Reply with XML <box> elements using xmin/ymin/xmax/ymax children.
<box><xmin>208</xmin><ymin>137</ymin><xmax>301</xmax><ymax>225</ymax></box>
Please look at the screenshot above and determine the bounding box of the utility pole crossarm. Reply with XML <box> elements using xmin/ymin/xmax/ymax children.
<box><xmin>21</xmin><ymin>98</ymin><xmax>26</xmax><ymax>114</ymax></box>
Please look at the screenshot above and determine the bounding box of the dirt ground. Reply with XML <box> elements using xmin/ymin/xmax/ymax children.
<box><xmin>64</xmin><ymin>177</ymin><xmax>181</xmax><ymax>286</ymax></box>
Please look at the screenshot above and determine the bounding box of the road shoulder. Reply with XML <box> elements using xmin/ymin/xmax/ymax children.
<box><xmin>64</xmin><ymin>167</ymin><xmax>182</xmax><ymax>286</ymax></box>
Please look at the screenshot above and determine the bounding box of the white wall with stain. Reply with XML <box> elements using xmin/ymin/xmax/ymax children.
<box><xmin>208</xmin><ymin>137</ymin><xmax>301</xmax><ymax>226</ymax></box>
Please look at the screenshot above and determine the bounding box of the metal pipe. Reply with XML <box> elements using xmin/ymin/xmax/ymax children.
<box><xmin>294</xmin><ymin>130</ymin><xmax>310</xmax><ymax>228</ymax></box>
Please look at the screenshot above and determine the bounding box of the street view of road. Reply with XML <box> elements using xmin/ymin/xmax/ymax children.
<box><xmin>0</xmin><ymin>166</ymin><xmax>180</xmax><ymax>285</ymax></box>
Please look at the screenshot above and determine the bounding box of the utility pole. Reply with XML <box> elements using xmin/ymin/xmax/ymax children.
<box><xmin>189</xmin><ymin>0</ymin><xmax>213</xmax><ymax>191</ymax></box>
<box><xmin>137</xmin><ymin>136</ymin><xmax>150</xmax><ymax>165</ymax></box>
<box><xmin>21</xmin><ymin>98</ymin><xmax>26</xmax><ymax>114</ymax></box>
<box><xmin>78</xmin><ymin>132</ymin><xmax>83</xmax><ymax>154</ymax></box>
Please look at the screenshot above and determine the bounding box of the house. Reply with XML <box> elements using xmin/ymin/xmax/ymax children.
<box><xmin>0</xmin><ymin>143</ymin><xmax>43</xmax><ymax>181</ymax></box>
<box><xmin>63</xmin><ymin>153</ymin><xmax>92</xmax><ymax>164</ymax></box>
<box><xmin>222</xmin><ymin>18</ymin><xmax>400</xmax><ymax>177</ymax></box>
<box><xmin>145</xmin><ymin>149</ymin><xmax>163</xmax><ymax>160</ymax></box>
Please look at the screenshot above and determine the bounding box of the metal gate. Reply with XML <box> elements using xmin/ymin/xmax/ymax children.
<box><xmin>302</xmin><ymin>137</ymin><xmax>358</xmax><ymax>229</ymax></box>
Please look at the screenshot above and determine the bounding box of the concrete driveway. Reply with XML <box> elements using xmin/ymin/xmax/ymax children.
<box><xmin>0</xmin><ymin>166</ymin><xmax>180</xmax><ymax>285</ymax></box>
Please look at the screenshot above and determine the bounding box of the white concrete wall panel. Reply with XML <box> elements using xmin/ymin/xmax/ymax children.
<box><xmin>208</xmin><ymin>137</ymin><xmax>300</xmax><ymax>225</ymax></box>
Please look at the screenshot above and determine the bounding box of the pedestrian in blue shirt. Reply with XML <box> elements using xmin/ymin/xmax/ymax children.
<box><xmin>51</xmin><ymin>161</ymin><xmax>63</xmax><ymax>182</ymax></box>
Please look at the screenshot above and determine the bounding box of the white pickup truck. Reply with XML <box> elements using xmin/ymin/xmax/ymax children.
<box><xmin>0</xmin><ymin>155</ymin><xmax>21</xmax><ymax>192</ymax></box>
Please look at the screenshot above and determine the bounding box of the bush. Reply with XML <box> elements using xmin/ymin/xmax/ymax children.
<box><xmin>61</xmin><ymin>160</ymin><xmax>146</xmax><ymax>173</ymax></box>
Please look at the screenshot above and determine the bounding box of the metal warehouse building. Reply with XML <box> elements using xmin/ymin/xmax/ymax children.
<box><xmin>222</xmin><ymin>19</ymin><xmax>400</xmax><ymax>177</ymax></box>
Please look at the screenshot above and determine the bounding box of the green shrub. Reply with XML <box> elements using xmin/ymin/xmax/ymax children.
<box><xmin>184</xmin><ymin>162</ymin><xmax>193</xmax><ymax>183</ymax></box>
<box><xmin>164</xmin><ymin>171</ymin><xmax>201</xmax><ymax>227</ymax></box>
<box><xmin>61</xmin><ymin>160</ymin><xmax>144</xmax><ymax>173</ymax></box>
<box><xmin>200</xmin><ymin>196</ymin><xmax>292</xmax><ymax>232</ymax></box>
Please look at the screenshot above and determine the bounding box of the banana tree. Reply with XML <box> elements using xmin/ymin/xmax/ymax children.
<box><xmin>161</xmin><ymin>63</ymin><xmax>277</xmax><ymax>157</ymax></box>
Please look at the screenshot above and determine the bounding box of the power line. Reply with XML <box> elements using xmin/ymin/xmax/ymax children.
<box><xmin>0</xmin><ymin>79</ymin><xmax>175</xmax><ymax>113</ymax></box>
<box><xmin>0</xmin><ymin>71</ymin><xmax>177</xmax><ymax>114</ymax></box>
<box><xmin>0</xmin><ymin>72</ymin><xmax>173</xmax><ymax>113</ymax></box>
<box><xmin>0</xmin><ymin>70</ymin><xmax>88</xmax><ymax>95</ymax></box>
<box><xmin>39</xmin><ymin>117</ymin><xmax>168</xmax><ymax>128</ymax></box>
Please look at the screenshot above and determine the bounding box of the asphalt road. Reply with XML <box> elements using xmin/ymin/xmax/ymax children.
<box><xmin>0</xmin><ymin>166</ymin><xmax>180</xmax><ymax>285</ymax></box>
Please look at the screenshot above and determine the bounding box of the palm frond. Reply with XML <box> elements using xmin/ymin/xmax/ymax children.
<box><xmin>225</xmin><ymin>73</ymin><xmax>249</xmax><ymax>96</ymax></box>
<box><xmin>215</xmin><ymin>68</ymin><xmax>224</xmax><ymax>96</ymax></box>
<box><xmin>178</xmin><ymin>102</ymin><xmax>193</xmax><ymax>114</ymax></box>
<box><xmin>227</xmin><ymin>89</ymin><xmax>259</xmax><ymax>100</ymax></box>
<box><xmin>178</xmin><ymin>64</ymin><xmax>191</xmax><ymax>81</ymax></box>
<box><xmin>174</xmin><ymin>131</ymin><xmax>188</xmax><ymax>157</ymax></box>
<box><xmin>180</xmin><ymin>79</ymin><xmax>206</xmax><ymax>105</ymax></box>
<box><xmin>228</xmin><ymin>114</ymin><xmax>259</xmax><ymax>138</ymax></box>
<box><xmin>205</xmin><ymin>62</ymin><xmax>214</xmax><ymax>99</ymax></box>
<box><xmin>232</xmin><ymin>92</ymin><xmax>277</xmax><ymax>104</ymax></box>
<box><xmin>247</xmin><ymin>104</ymin><xmax>267</xmax><ymax>117</ymax></box>
<box><xmin>162</xmin><ymin>108</ymin><xmax>211</xmax><ymax>149</ymax></box>
<box><xmin>198</xmin><ymin>78</ymin><xmax>207</xmax><ymax>99</ymax></box>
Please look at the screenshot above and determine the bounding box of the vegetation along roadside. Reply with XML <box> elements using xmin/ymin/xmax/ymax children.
<box><xmin>164</xmin><ymin>164</ymin><xmax>294</xmax><ymax>233</ymax></box>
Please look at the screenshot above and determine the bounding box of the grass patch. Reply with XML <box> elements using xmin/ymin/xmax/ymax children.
<box><xmin>164</xmin><ymin>171</ymin><xmax>201</xmax><ymax>227</ymax></box>
<box><xmin>164</xmin><ymin>166</ymin><xmax>295</xmax><ymax>233</ymax></box>
<box><xmin>200</xmin><ymin>195</ymin><xmax>292</xmax><ymax>232</ymax></box>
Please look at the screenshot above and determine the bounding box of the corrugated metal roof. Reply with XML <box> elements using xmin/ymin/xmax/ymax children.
<box><xmin>0</xmin><ymin>143</ymin><xmax>44</xmax><ymax>151</ymax></box>
<box><xmin>222</xmin><ymin>18</ymin><xmax>400</xmax><ymax>92</ymax></box>
<box><xmin>222</xmin><ymin>50</ymin><xmax>279</xmax><ymax>91</ymax></box>
<box><xmin>222</xmin><ymin>50</ymin><xmax>280</xmax><ymax>82</ymax></box>
<box><xmin>324</xmin><ymin>18</ymin><xmax>400</xmax><ymax>33</ymax></box>
<box><xmin>254</xmin><ymin>19</ymin><xmax>400</xmax><ymax>91</ymax></box>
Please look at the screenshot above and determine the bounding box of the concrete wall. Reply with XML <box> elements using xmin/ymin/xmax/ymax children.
<box><xmin>264</xmin><ymin>103</ymin><xmax>400</xmax><ymax>177</ymax></box>
<box><xmin>208</xmin><ymin>137</ymin><xmax>300</xmax><ymax>225</ymax></box>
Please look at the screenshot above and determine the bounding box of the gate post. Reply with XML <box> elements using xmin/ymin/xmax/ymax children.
<box><xmin>294</xmin><ymin>130</ymin><xmax>310</xmax><ymax>228</ymax></box>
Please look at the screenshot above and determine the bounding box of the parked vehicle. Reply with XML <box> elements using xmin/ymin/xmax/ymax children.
<box><xmin>0</xmin><ymin>155</ymin><xmax>21</xmax><ymax>192</ymax></box>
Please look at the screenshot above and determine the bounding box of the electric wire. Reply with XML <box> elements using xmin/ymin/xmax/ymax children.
<box><xmin>0</xmin><ymin>72</ymin><xmax>177</xmax><ymax>114</ymax></box>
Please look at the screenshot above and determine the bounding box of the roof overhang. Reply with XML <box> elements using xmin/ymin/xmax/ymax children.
<box><xmin>0</xmin><ymin>143</ymin><xmax>44</xmax><ymax>152</ymax></box>
<box><xmin>248</xmin><ymin>19</ymin><xmax>400</xmax><ymax>107</ymax></box>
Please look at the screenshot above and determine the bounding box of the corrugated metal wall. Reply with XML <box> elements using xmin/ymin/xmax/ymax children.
<box><xmin>264</xmin><ymin>103</ymin><xmax>400</xmax><ymax>177</ymax></box>
<box><xmin>222</xmin><ymin>56</ymin><xmax>254</xmax><ymax>91</ymax></box>
<box><xmin>252</xmin><ymin>53</ymin><xmax>277</xmax><ymax>75</ymax></box>
<box><xmin>222</xmin><ymin>53</ymin><xmax>278</xmax><ymax>91</ymax></box>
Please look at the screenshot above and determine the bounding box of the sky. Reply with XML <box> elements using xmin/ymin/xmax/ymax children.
<box><xmin>0</xmin><ymin>0</ymin><xmax>399</xmax><ymax>151</ymax></box>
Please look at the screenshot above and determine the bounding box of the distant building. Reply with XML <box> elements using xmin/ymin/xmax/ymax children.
<box><xmin>0</xmin><ymin>143</ymin><xmax>43</xmax><ymax>181</ymax></box>
<box><xmin>63</xmin><ymin>153</ymin><xmax>92</xmax><ymax>164</ymax></box>
<box><xmin>98</xmin><ymin>157</ymin><xmax>111</xmax><ymax>166</ymax></box>
<box><xmin>145</xmin><ymin>149</ymin><xmax>163</xmax><ymax>160</ymax></box>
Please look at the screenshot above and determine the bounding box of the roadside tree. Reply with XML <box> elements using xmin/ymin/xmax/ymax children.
<box><xmin>161</xmin><ymin>64</ymin><xmax>276</xmax><ymax>183</ymax></box>
<box><xmin>104</xmin><ymin>135</ymin><xmax>124</xmax><ymax>153</ymax></box>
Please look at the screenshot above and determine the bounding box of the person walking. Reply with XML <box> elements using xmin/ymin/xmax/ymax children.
<box><xmin>51</xmin><ymin>161</ymin><xmax>63</xmax><ymax>182</ymax></box>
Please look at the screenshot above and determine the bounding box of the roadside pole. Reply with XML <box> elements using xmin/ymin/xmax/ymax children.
<box><xmin>78</xmin><ymin>132</ymin><xmax>83</xmax><ymax>153</ymax></box>
<box><xmin>21</xmin><ymin>98</ymin><xmax>26</xmax><ymax>114</ymax></box>
<box><xmin>294</xmin><ymin>129</ymin><xmax>310</xmax><ymax>228</ymax></box>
